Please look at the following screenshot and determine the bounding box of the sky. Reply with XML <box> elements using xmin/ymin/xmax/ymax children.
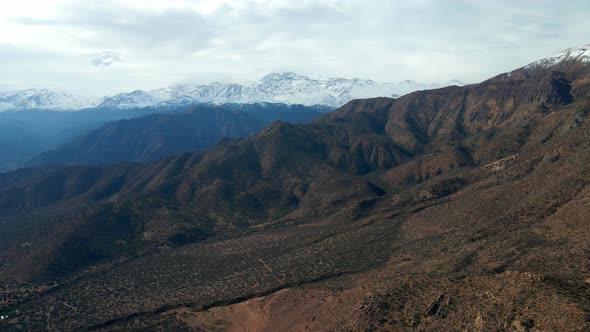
<box><xmin>0</xmin><ymin>0</ymin><xmax>589</xmax><ymax>96</ymax></box>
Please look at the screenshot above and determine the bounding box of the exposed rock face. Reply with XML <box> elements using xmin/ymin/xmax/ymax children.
<box><xmin>548</xmin><ymin>75</ymin><xmax>574</xmax><ymax>105</ymax></box>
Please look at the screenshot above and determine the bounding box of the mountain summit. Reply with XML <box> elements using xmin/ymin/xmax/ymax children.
<box><xmin>525</xmin><ymin>44</ymin><xmax>590</xmax><ymax>69</ymax></box>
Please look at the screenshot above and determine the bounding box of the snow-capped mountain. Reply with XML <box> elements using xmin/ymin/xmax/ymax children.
<box><xmin>96</xmin><ymin>90</ymin><xmax>159</xmax><ymax>109</ymax></box>
<box><xmin>97</xmin><ymin>73</ymin><xmax>464</xmax><ymax>109</ymax></box>
<box><xmin>0</xmin><ymin>89</ymin><xmax>99</xmax><ymax>111</ymax></box>
<box><xmin>0</xmin><ymin>73</ymin><xmax>464</xmax><ymax>111</ymax></box>
<box><xmin>490</xmin><ymin>44</ymin><xmax>590</xmax><ymax>82</ymax></box>
<box><xmin>525</xmin><ymin>44</ymin><xmax>590</xmax><ymax>70</ymax></box>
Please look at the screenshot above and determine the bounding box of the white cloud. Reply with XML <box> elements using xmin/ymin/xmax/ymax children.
<box><xmin>0</xmin><ymin>0</ymin><xmax>589</xmax><ymax>96</ymax></box>
<box><xmin>90</xmin><ymin>51</ymin><xmax>123</xmax><ymax>67</ymax></box>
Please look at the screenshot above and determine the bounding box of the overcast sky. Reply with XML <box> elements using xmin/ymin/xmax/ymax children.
<box><xmin>1</xmin><ymin>0</ymin><xmax>589</xmax><ymax>96</ymax></box>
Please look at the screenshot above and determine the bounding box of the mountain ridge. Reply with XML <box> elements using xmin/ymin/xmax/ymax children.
<box><xmin>524</xmin><ymin>44</ymin><xmax>590</xmax><ymax>70</ymax></box>
<box><xmin>0</xmin><ymin>89</ymin><xmax>100</xmax><ymax>112</ymax></box>
<box><xmin>27</xmin><ymin>103</ymin><xmax>328</xmax><ymax>167</ymax></box>
<box><xmin>97</xmin><ymin>73</ymin><xmax>466</xmax><ymax>109</ymax></box>
<box><xmin>0</xmin><ymin>73</ymin><xmax>464</xmax><ymax>111</ymax></box>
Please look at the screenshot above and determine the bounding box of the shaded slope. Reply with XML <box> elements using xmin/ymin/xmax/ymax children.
<box><xmin>0</xmin><ymin>121</ymin><xmax>47</xmax><ymax>171</ymax></box>
<box><xmin>0</xmin><ymin>106</ymin><xmax>184</xmax><ymax>172</ymax></box>
<box><xmin>29</xmin><ymin>107</ymin><xmax>266</xmax><ymax>166</ymax></box>
<box><xmin>27</xmin><ymin>103</ymin><xmax>329</xmax><ymax>167</ymax></box>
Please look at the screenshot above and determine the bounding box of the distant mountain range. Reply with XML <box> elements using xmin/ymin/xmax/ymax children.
<box><xmin>0</xmin><ymin>89</ymin><xmax>100</xmax><ymax>112</ymax></box>
<box><xmin>0</xmin><ymin>73</ymin><xmax>464</xmax><ymax>111</ymax></box>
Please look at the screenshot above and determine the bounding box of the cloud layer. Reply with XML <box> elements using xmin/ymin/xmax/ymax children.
<box><xmin>0</xmin><ymin>0</ymin><xmax>589</xmax><ymax>96</ymax></box>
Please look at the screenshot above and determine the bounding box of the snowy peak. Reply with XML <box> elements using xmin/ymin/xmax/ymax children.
<box><xmin>96</xmin><ymin>73</ymin><xmax>463</xmax><ymax>109</ymax></box>
<box><xmin>98</xmin><ymin>90</ymin><xmax>159</xmax><ymax>109</ymax></box>
<box><xmin>260</xmin><ymin>72</ymin><xmax>309</xmax><ymax>82</ymax></box>
<box><xmin>0</xmin><ymin>89</ymin><xmax>99</xmax><ymax>111</ymax></box>
<box><xmin>525</xmin><ymin>44</ymin><xmax>590</xmax><ymax>69</ymax></box>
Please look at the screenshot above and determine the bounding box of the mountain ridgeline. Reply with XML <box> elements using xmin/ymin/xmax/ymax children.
<box><xmin>28</xmin><ymin>103</ymin><xmax>330</xmax><ymax>167</ymax></box>
<box><xmin>0</xmin><ymin>106</ymin><xmax>182</xmax><ymax>172</ymax></box>
<box><xmin>0</xmin><ymin>73</ymin><xmax>464</xmax><ymax>111</ymax></box>
<box><xmin>0</xmin><ymin>103</ymin><xmax>331</xmax><ymax>171</ymax></box>
<box><xmin>0</xmin><ymin>46</ymin><xmax>590</xmax><ymax>330</ymax></box>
